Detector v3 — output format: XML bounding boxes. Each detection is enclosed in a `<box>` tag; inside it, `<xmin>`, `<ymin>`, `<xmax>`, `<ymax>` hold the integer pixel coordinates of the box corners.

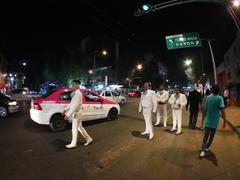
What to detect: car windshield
<box><xmin>112</xmin><ymin>92</ymin><xmax>119</xmax><ymax>96</ymax></box>
<box><xmin>41</xmin><ymin>90</ymin><xmax>57</xmax><ymax>98</ymax></box>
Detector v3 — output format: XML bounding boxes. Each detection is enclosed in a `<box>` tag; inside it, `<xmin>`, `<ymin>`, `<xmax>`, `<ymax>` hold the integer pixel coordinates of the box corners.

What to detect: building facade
<box><xmin>217</xmin><ymin>31</ymin><xmax>240</xmax><ymax>104</ymax></box>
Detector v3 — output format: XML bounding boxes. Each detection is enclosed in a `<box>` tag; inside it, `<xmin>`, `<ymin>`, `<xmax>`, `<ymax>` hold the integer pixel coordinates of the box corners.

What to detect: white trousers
<box><xmin>71</xmin><ymin>117</ymin><xmax>92</xmax><ymax>146</ymax></box>
<box><xmin>172</xmin><ymin>109</ymin><xmax>182</xmax><ymax>133</ymax></box>
<box><xmin>156</xmin><ymin>104</ymin><xmax>168</xmax><ymax>126</ymax></box>
<box><xmin>143</xmin><ymin>108</ymin><xmax>154</xmax><ymax>136</ymax></box>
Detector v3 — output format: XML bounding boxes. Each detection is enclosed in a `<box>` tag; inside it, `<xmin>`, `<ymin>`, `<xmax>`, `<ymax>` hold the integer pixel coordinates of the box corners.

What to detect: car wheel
<box><xmin>50</xmin><ymin>114</ymin><xmax>68</xmax><ymax>132</ymax></box>
<box><xmin>0</xmin><ymin>105</ymin><xmax>8</xmax><ymax>118</ymax></box>
<box><xmin>107</xmin><ymin>108</ymin><xmax>118</xmax><ymax>121</ymax></box>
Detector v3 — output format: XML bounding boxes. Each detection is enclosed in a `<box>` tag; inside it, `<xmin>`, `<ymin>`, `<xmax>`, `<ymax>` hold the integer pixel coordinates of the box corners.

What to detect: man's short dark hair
<box><xmin>72</xmin><ymin>80</ymin><xmax>81</xmax><ymax>84</ymax></box>
<box><xmin>211</xmin><ymin>85</ymin><xmax>220</xmax><ymax>95</ymax></box>
<box><xmin>144</xmin><ymin>82</ymin><xmax>151</xmax><ymax>86</ymax></box>
<box><xmin>205</xmin><ymin>89</ymin><xmax>211</xmax><ymax>96</ymax></box>
<box><xmin>175</xmin><ymin>86</ymin><xmax>181</xmax><ymax>90</ymax></box>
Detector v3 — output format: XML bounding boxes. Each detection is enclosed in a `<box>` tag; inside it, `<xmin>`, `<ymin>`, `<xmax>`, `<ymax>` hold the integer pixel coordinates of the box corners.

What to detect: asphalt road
<box><xmin>0</xmin><ymin>99</ymin><xmax>240</xmax><ymax>180</ymax></box>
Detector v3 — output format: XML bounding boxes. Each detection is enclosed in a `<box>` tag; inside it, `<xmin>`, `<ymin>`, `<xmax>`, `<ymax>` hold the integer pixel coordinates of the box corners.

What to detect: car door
<box><xmin>103</xmin><ymin>91</ymin><xmax>115</xmax><ymax>102</ymax></box>
<box><xmin>81</xmin><ymin>91</ymin><xmax>106</xmax><ymax>120</ymax></box>
<box><xmin>111</xmin><ymin>91</ymin><xmax>121</xmax><ymax>103</ymax></box>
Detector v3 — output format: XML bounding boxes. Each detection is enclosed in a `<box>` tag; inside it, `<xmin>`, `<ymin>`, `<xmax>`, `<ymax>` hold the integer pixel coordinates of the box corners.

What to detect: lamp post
<box><xmin>136</xmin><ymin>64</ymin><xmax>143</xmax><ymax>70</ymax></box>
<box><xmin>184</xmin><ymin>59</ymin><xmax>192</xmax><ymax>66</ymax></box>
<box><xmin>93</xmin><ymin>49</ymin><xmax>108</xmax><ymax>82</ymax></box>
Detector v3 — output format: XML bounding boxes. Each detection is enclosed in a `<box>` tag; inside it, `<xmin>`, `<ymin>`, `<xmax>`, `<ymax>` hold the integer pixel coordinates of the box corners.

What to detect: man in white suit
<box><xmin>139</xmin><ymin>82</ymin><xmax>157</xmax><ymax>140</ymax></box>
<box><xmin>168</xmin><ymin>87</ymin><xmax>187</xmax><ymax>135</ymax></box>
<box><xmin>155</xmin><ymin>85</ymin><xmax>169</xmax><ymax>128</ymax></box>
<box><xmin>63</xmin><ymin>80</ymin><xmax>93</xmax><ymax>149</ymax></box>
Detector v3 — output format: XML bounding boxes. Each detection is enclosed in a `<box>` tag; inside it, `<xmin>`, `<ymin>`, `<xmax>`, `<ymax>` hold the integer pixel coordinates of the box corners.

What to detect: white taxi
<box><xmin>30</xmin><ymin>88</ymin><xmax>120</xmax><ymax>132</ymax></box>
<box><xmin>100</xmin><ymin>90</ymin><xmax>126</xmax><ymax>104</ymax></box>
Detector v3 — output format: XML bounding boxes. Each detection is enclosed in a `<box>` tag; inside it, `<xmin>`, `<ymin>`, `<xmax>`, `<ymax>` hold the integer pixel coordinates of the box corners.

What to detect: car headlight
<box><xmin>8</xmin><ymin>101</ymin><xmax>17</xmax><ymax>106</ymax></box>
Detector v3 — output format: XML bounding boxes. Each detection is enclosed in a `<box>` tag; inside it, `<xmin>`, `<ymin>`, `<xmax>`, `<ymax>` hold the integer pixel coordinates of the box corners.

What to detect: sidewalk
<box><xmin>225</xmin><ymin>105</ymin><xmax>240</xmax><ymax>137</ymax></box>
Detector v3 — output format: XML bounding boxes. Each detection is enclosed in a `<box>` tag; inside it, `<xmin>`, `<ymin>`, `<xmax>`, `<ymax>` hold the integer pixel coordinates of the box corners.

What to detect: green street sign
<box><xmin>165</xmin><ymin>32</ymin><xmax>202</xmax><ymax>50</ymax></box>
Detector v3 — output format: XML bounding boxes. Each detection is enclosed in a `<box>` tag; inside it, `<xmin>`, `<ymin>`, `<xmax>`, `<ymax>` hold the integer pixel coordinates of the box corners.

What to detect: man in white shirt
<box><xmin>155</xmin><ymin>85</ymin><xmax>169</xmax><ymax>128</ymax></box>
<box><xmin>168</xmin><ymin>86</ymin><xmax>187</xmax><ymax>135</ymax></box>
<box><xmin>139</xmin><ymin>82</ymin><xmax>157</xmax><ymax>140</ymax></box>
<box><xmin>63</xmin><ymin>80</ymin><xmax>93</xmax><ymax>149</ymax></box>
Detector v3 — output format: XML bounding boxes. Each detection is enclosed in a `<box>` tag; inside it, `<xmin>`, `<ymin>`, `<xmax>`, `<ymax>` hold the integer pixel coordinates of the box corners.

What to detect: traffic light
<box><xmin>134</xmin><ymin>3</ymin><xmax>152</xmax><ymax>17</ymax></box>
<box><xmin>141</xmin><ymin>4</ymin><xmax>152</xmax><ymax>13</ymax></box>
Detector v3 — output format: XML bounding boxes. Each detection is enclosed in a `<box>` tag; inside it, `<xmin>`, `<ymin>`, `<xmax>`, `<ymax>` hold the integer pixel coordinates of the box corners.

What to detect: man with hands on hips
<box><xmin>168</xmin><ymin>86</ymin><xmax>187</xmax><ymax>135</ymax></box>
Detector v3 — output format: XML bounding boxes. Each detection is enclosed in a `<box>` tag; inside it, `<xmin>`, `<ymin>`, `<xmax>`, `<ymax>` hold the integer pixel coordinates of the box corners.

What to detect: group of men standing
<box><xmin>138</xmin><ymin>82</ymin><xmax>226</xmax><ymax>158</ymax></box>
<box><xmin>139</xmin><ymin>82</ymin><xmax>188</xmax><ymax>139</ymax></box>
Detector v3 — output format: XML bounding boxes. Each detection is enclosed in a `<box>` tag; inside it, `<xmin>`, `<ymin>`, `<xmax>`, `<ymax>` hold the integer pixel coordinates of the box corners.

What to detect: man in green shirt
<box><xmin>199</xmin><ymin>85</ymin><xmax>226</xmax><ymax>158</ymax></box>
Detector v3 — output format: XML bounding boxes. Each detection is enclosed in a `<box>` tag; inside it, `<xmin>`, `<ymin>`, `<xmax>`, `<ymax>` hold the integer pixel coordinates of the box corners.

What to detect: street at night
<box><xmin>1</xmin><ymin>0</ymin><xmax>240</xmax><ymax>179</ymax></box>
<box><xmin>0</xmin><ymin>98</ymin><xmax>240</xmax><ymax>180</ymax></box>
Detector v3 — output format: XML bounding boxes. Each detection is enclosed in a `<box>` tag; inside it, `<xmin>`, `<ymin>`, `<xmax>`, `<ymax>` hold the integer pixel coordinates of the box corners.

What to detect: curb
<box><xmin>226</xmin><ymin>120</ymin><xmax>240</xmax><ymax>138</ymax></box>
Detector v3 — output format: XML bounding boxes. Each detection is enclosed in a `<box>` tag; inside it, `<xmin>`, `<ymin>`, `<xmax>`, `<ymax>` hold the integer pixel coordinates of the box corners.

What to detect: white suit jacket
<box><xmin>64</xmin><ymin>89</ymin><xmax>83</xmax><ymax>118</ymax></box>
<box><xmin>168</xmin><ymin>93</ymin><xmax>187</xmax><ymax>110</ymax></box>
<box><xmin>156</xmin><ymin>90</ymin><xmax>169</xmax><ymax>104</ymax></box>
<box><xmin>139</xmin><ymin>89</ymin><xmax>157</xmax><ymax>113</ymax></box>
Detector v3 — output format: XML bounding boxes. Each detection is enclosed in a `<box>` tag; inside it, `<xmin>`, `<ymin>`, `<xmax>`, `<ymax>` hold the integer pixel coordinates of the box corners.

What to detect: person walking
<box><xmin>200</xmin><ymin>89</ymin><xmax>211</xmax><ymax>129</ymax></box>
<box><xmin>168</xmin><ymin>86</ymin><xmax>187</xmax><ymax>135</ymax></box>
<box><xmin>199</xmin><ymin>85</ymin><xmax>226</xmax><ymax>158</ymax></box>
<box><xmin>154</xmin><ymin>85</ymin><xmax>169</xmax><ymax>128</ymax></box>
<box><xmin>63</xmin><ymin>80</ymin><xmax>93</xmax><ymax>149</ymax></box>
<box><xmin>139</xmin><ymin>82</ymin><xmax>157</xmax><ymax>140</ymax></box>
<box><xmin>186</xmin><ymin>86</ymin><xmax>202</xmax><ymax>129</ymax></box>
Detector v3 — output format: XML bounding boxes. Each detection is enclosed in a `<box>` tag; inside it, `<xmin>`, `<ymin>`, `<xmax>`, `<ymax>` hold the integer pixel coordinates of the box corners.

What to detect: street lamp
<box><xmin>233</xmin><ymin>0</ymin><xmax>240</xmax><ymax>7</ymax></box>
<box><xmin>136</xmin><ymin>64</ymin><xmax>143</xmax><ymax>70</ymax></box>
<box><xmin>88</xmin><ymin>70</ymin><xmax>93</xmax><ymax>74</ymax></box>
<box><xmin>102</xmin><ymin>50</ymin><xmax>108</xmax><ymax>56</ymax></box>
<box><xmin>185</xmin><ymin>59</ymin><xmax>192</xmax><ymax>66</ymax></box>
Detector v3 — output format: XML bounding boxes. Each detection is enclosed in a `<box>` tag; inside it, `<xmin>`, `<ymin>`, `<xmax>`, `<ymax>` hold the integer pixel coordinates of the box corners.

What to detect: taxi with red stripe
<box><xmin>30</xmin><ymin>88</ymin><xmax>120</xmax><ymax>132</ymax></box>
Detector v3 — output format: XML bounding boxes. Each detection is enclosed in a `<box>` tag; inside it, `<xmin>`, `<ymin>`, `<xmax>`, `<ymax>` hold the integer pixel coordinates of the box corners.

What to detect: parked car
<box><xmin>30</xmin><ymin>88</ymin><xmax>120</xmax><ymax>132</ymax></box>
<box><xmin>100</xmin><ymin>90</ymin><xmax>126</xmax><ymax>104</ymax></box>
<box><xmin>0</xmin><ymin>93</ymin><xmax>19</xmax><ymax>118</ymax></box>
<box><xmin>128</xmin><ymin>90</ymin><xmax>141</xmax><ymax>97</ymax></box>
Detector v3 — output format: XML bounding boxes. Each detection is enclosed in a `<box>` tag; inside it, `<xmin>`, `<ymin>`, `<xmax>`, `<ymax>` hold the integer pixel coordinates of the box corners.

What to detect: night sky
<box><xmin>0</xmin><ymin>0</ymin><xmax>238</xmax><ymax>85</ymax></box>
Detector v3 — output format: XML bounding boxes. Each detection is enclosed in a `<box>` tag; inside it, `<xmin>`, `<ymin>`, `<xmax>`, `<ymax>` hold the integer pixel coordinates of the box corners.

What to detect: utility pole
<box><xmin>201</xmin><ymin>39</ymin><xmax>217</xmax><ymax>84</ymax></box>
<box><xmin>207</xmin><ymin>39</ymin><xmax>217</xmax><ymax>84</ymax></box>
<box><xmin>115</xmin><ymin>41</ymin><xmax>119</xmax><ymax>84</ymax></box>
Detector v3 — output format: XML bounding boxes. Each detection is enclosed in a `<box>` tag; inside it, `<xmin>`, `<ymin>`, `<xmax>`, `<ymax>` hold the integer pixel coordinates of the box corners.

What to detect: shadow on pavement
<box><xmin>51</xmin><ymin>139</ymin><xmax>69</xmax><ymax>152</ymax></box>
<box><xmin>120</xmin><ymin>115</ymin><xmax>143</xmax><ymax>122</ymax></box>
<box><xmin>131</xmin><ymin>131</ymin><xmax>148</xmax><ymax>139</ymax></box>
<box><xmin>51</xmin><ymin>139</ymin><xmax>86</xmax><ymax>152</ymax></box>
<box><xmin>83</xmin><ymin>118</ymin><xmax>109</xmax><ymax>127</ymax></box>
<box><xmin>203</xmin><ymin>150</ymin><xmax>218</xmax><ymax>166</ymax></box>
<box><xmin>24</xmin><ymin>118</ymin><xmax>53</xmax><ymax>133</ymax></box>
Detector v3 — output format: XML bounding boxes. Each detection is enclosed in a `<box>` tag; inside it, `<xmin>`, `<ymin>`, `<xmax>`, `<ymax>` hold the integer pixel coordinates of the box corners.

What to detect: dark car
<box><xmin>128</xmin><ymin>90</ymin><xmax>141</xmax><ymax>97</ymax></box>
<box><xmin>0</xmin><ymin>93</ymin><xmax>19</xmax><ymax>118</ymax></box>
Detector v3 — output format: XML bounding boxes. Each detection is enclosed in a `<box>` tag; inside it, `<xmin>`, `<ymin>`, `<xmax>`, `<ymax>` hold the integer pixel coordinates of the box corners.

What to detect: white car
<box><xmin>100</xmin><ymin>91</ymin><xmax>126</xmax><ymax>104</ymax></box>
<box><xmin>30</xmin><ymin>88</ymin><xmax>120</xmax><ymax>132</ymax></box>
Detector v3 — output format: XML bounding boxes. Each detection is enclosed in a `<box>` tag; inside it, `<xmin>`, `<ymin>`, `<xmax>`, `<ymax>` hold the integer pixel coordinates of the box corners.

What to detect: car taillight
<box><xmin>33</xmin><ymin>103</ymin><xmax>42</xmax><ymax>110</ymax></box>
